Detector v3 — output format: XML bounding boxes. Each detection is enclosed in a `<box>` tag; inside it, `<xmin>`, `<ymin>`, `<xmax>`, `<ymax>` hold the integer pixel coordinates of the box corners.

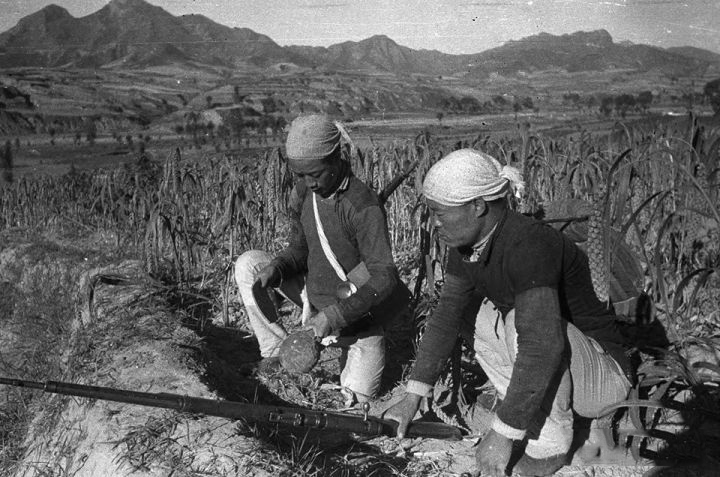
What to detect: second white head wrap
<box><xmin>423</xmin><ymin>149</ymin><xmax>525</xmax><ymax>206</ymax></box>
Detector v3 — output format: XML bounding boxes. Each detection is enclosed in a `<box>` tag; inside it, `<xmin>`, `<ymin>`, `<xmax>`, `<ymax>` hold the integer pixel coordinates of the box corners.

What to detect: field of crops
<box><xmin>1</xmin><ymin>112</ymin><xmax>719</xmax><ymax>474</ymax></box>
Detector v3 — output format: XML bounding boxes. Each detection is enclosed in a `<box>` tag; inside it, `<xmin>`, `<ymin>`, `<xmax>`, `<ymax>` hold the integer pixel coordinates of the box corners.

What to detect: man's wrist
<box><xmin>491</xmin><ymin>416</ymin><xmax>526</xmax><ymax>441</ymax></box>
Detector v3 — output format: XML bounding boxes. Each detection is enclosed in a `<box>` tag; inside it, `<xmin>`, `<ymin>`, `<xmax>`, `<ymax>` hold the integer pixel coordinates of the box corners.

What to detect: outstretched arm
<box><xmin>385</xmin><ymin>250</ymin><xmax>476</xmax><ymax>434</ymax></box>
<box><xmin>477</xmin><ymin>286</ymin><xmax>565</xmax><ymax>474</ymax></box>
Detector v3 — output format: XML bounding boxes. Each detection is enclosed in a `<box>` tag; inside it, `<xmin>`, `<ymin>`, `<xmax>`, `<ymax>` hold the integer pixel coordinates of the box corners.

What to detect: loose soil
<box><xmin>3</xmin><ymin>232</ymin><xmax>715</xmax><ymax>476</ymax></box>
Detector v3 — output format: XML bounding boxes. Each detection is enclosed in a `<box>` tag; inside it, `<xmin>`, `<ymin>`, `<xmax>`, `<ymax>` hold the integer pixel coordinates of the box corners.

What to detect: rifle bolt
<box><xmin>362</xmin><ymin>402</ymin><xmax>370</xmax><ymax>421</ymax></box>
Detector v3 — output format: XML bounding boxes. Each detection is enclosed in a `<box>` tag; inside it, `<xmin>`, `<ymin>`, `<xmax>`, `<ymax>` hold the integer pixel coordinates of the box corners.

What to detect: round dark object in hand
<box><xmin>279</xmin><ymin>330</ymin><xmax>321</xmax><ymax>373</ymax></box>
<box><xmin>335</xmin><ymin>281</ymin><xmax>358</xmax><ymax>299</ymax></box>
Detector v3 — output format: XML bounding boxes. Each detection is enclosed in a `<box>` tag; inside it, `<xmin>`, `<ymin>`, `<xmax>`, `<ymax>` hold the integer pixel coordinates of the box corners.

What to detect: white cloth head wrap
<box><xmin>285</xmin><ymin>114</ymin><xmax>341</xmax><ymax>161</ymax></box>
<box><xmin>422</xmin><ymin>149</ymin><xmax>525</xmax><ymax>206</ymax></box>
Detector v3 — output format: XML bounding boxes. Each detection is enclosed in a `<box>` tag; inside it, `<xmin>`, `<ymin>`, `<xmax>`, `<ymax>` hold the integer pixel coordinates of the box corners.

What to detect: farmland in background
<box><xmin>1</xmin><ymin>61</ymin><xmax>717</xmax><ymax>179</ymax></box>
<box><xmin>1</xmin><ymin>74</ymin><xmax>719</xmax><ymax>473</ymax></box>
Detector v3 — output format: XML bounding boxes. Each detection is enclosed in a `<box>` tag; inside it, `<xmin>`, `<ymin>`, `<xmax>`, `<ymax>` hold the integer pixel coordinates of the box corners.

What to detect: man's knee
<box><xmin>234</xmin><ymin>250</ymin><xmax>270</xmax><ymax>286</ymax></box>
<box><xmin>341</xmin><ymin>334</ymin><xmax>385</xmax><ymax>398</ymax></box>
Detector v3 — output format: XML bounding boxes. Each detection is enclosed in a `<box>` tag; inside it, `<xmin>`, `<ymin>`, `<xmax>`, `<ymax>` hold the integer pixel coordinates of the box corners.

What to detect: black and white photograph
<box><xmin>1</xmin><ymin>1</ymin><xmax>719</xmax><ymax>475</ymax></box>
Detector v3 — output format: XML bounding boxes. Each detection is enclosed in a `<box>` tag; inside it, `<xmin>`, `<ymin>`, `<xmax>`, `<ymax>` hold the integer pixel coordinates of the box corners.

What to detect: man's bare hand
<box><xmin>254</xmin><ymin>264</ymin><xmax>281</xmax><ymax>289</ymax></box>
<box><xmin>304</xmin><ymin>310</ymin><xmax>332</xmax><ymax>338</ymax></box>
<box><xmin>381</xmin><ymin>393</ymin><xmax>423</xmax><ymax>439</ymax></box>
<box><xmin>475</xmin><ymin>429</ymin><xmax>512</xmax><ymax>476</ymax></box>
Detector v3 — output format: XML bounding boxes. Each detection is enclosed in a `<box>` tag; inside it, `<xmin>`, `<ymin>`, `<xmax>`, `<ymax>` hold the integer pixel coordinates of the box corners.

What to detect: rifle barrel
<box><xmin>0</xmin><ymin>378</ymin><xmax>44</xmax><ymax>390</ymax></box>
<box><xmin>0</xmin><ymin>377</ymin><xmax>461</xmax><ymax>440</ymax></box>
<box><xmin>0</xmin><ymin>377</ymin><xmax>385</xmax><ymax>433</ymax></box>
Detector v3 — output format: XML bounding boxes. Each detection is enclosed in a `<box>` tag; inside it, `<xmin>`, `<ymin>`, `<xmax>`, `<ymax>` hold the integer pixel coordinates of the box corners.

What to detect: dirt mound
<box><xmin>0</xmin><ymin>237</ymin><xmax>290</xmax><ymax>476</ymax></box>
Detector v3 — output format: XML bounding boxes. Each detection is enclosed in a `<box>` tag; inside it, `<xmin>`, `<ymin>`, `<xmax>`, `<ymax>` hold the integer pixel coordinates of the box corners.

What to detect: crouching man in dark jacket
<box><xmin>384</xmin><ymin>149</ymin><xmax>633</xmax><ymax>476</ymax></box>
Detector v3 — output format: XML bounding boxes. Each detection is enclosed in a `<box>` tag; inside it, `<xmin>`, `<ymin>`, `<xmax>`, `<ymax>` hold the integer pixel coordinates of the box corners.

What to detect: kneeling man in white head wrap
<box><xmin>234</xmin><ymin>114</ymin><xmax>411</xmax><ymax>405</ymax></box>
<box><xmin>384</xmin><ymin>149</ymin><xmax>634</xmax><ymax>476</ymax></box>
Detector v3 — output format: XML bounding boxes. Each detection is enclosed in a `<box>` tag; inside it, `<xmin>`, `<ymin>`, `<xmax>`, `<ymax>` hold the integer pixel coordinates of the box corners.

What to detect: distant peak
<box><xmin>41</xmin><ymin>4</ymin><xmax>70</xmax><ymax>13</ymax></box>
<box><xmin>569</xmin><ymin>29</ymin><xmax>613</xmax><ymax>43</ymax></box>
<box><xmin>514</xmin><ymin>29</ymin><xmax>614</xmax><ymax>47</ymax></box>
<box><xmin>105</xmin><ymin>0</ymin><xmax>156</xmax><ymax>11</ymax></box>
<box><xmin>107</xmin><ymin>0</ymin><xmax>151</xmax><ymax>5</ymax></box>
<box><xmin>363</xmin><ymin>34</ymin><xmax>396</xmax><ymax>44</ymax></box>
<box><xmin>34</xmin><ymin>4</ymin><xmax>72</xmax><ymax>20</ymax></box>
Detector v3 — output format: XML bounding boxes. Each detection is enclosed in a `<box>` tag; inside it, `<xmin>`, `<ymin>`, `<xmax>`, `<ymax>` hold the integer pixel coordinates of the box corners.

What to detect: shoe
<box><xmin>341</xmin><ymin>388</ymin><xmax>356</xmax><ymax>408</ymax></box>
<box><xmin>512</xmin><ymin>452</ymin><xmax>568</xmax><ymax>476</ymax></box>
<box><xmin>337</xmin><ymin>388</ymin><xmax>373</xmax><ymax>410</ymax></box>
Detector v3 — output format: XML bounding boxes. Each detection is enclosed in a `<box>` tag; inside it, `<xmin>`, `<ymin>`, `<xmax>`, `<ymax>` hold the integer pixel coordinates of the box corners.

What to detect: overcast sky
<box><xmin>1</xmin><ymin>0</ymin><xmax>718</xmax><ymax>55</ymax></box>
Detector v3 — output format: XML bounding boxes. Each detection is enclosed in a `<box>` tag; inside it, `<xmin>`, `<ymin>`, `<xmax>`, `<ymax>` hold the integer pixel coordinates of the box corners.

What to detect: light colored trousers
<box><xmin>234</xmin><ymin>250</ymin><xmax>385</xmax><ymax>399</ymax></box>
<box><xmin>474</xmin><ymin>300</ymin><xmax>631</xmax><ymax>459</ymax></box>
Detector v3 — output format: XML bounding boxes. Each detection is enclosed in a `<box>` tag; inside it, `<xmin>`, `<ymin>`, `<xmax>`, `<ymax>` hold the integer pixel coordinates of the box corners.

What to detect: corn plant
<box><xmin>2</xmin><ymin>115</ymin><xmax>719</xmax><ymax>465</ymax></box>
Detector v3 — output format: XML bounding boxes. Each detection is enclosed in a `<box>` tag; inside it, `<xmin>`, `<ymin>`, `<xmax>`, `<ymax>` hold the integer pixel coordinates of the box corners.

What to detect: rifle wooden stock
<box><xmin>0</xmin><ymin>377</ymin><xmax>462</xmax><ymax>441</ymax></box>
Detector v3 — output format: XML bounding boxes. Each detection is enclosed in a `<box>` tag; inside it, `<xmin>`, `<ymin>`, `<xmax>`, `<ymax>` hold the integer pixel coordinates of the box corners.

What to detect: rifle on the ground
<box><xmin>0</xmin><ymin>377</ymin><xmax>462</xmax><ymax>441</ymax></box>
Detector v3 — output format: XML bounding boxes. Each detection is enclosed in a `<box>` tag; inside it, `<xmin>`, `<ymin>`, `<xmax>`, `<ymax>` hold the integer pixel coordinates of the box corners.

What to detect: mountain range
<box><xmin>1</xmin><ymin>0</ymin><xmax>719</xmax><ymax>78</ymax></box>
